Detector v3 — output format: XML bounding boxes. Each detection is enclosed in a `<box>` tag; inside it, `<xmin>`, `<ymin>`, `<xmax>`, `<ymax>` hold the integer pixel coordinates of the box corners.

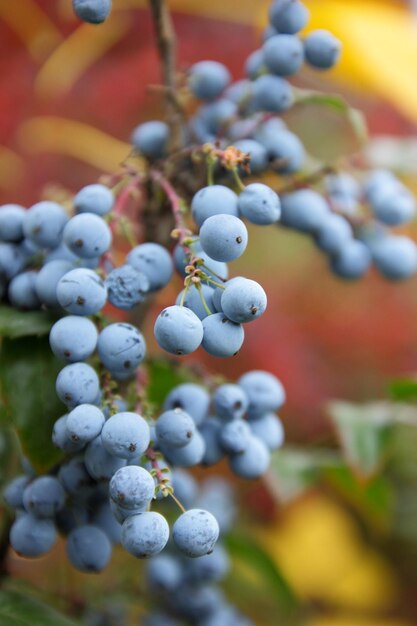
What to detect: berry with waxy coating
<box><xmin>229</xmin><ymin>435</ymin><xmax>271</xmax><ymax>479</ymax></box>
<box><xmin>173</xmin><ymin>509</ymin><xmax>219</xmax><ymax>557</ymax></box>
<box><xmin>156</xmin><ymin>409</ymin><xmax>196</xmax><ymax>449</ymax></box>
<box><xmin>127</xmin><ymin>242</ymin><xmax>173</xmax><ymax>291</ymax></box>
<box><xmin>188</xmin><ymin>61</ymin><xmax>231</xmax><ymax>101</ymax></box>
<box><xmin>109</xmin><ymin>465</ymin><xmax>155</xmax><ymax>509</ymax></box>
<box><xmin>238</xmin><ymin>370</ymin><xmax>286</xmax><ymax>417</ymax></box>
<box><xmin>63</xmin><ymin>213</ymin><xmax>112</xmax><ymax>259</ymax></box>
<box><xmin>84</xmin><ymin>436</ymin><xmax>127</xmax><ymax>481</ymax></box>
<box><xmin>23</xmin><ymin>201</ymin><xmax>68</xmax><ymax>248</ymax></box>
<box><xmin>304</xmin><ymin>29</ymin><xmax>341</xmax><ymax>70</ymax></box>
<box><xmin>202</xmin><ymin>313</ymin><xmax>244</xmax><ymax>358</ymax></box>
<box><xmin>72</xmin><ymin>0</ymin><xmax>112</xmax><ymax>23</ymax></box>
<box><xmin>238</xmin><ymin>183</ymin><xmax>281</xmax><ymax>225</ymax></box>
<box><xmin>101</xmin><ymin>412</ymin><xmax>150</xmax><ymax>460</ymax></box>
<box><xmin>105</xmin><ymin>264</ymin><xmax>149</xmax><ymax>309</ymax></box>
<box><xmin>56</xmin><ymin>362</ymin><xmax>100</xmax><ymax>408</ymax></box>
<box><xmin>49</xmin><ymin>316</ymin><xmax>98</xmax><ymax>362</ymax></box>
<box><xmin>191</xmin><ymin>185</ymin><xmax>239</xmax><ymax>227</ymax></box>
<box><xmin>221</xmin><ymin>277</ymin><xmax>267</xmax><ymax>324</ymax></box>
<box><xmin>200</xmin><ymin>214</ymin><xmax>248</xmax><ymax>262</ymax></box>
<box><xmin>74</xmin><ymin>183</ymin><xmax>114</xmax><ymax>215</ymax></box>
<box><xmin>10</xmin><ymin>513</ymin><xmax>56</xmax><ymax>557</ymax></box>
<box><xmin>154</xmin><ymin>305</ymin><xmax>204</xmax><ymax>356</ymax></box>
<box><xmin>22</xmin><ymin>476</ymin><xmax>65</xmax><ymax>518</ymax></box>
<box><xmin>97</xmin><ymin>323</ymin><xmax>146</xmax><ymax>377</ymax></box>
<box><xmin>66</xmin><ymin>404</ymin><xmax>105</xmax><ymax>444</ymax></box>
<box><xmin>66</xmin><ymin>525</ymin><xmax>112</xmax><ymax>572</ymax></box>
<box><xmin>0</xmin><ymin>204</ymin><xmax>25</xmax><ymax>242</ymax></box>
<box><xmin>163</xmin><ymin>383</ymin><xmax>210</xmax><ymax>426</ymax></box>
<box><xmin>35</xmin><ymin>260</ymin><xmax>73</xmax><ymax>308</ymax></box>
<box><xmin>131</xmin><ymin>121</ymin><xmax>169</xmax><ymax>159</ymax></box>
<box><xmin>121</xmin><ymin>512</ymin><xmax>169</xmax><ymax>558</ymax></box>
<box><xmin>213</xmin><ymin>383</ymin><xmax>249</xmax><ymax>420</ymax></box>
<box><xmin>57</xmin><ymin>268</ymin><xmax>107</xmax><ymax>315</ymax></box>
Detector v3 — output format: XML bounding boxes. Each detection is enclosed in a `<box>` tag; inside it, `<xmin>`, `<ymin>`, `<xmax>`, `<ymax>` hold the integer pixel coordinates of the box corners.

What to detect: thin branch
<box><xmin>148</xmin><ymin>0</ymin><xmax>183</xmax><ymax>151</ymax></box>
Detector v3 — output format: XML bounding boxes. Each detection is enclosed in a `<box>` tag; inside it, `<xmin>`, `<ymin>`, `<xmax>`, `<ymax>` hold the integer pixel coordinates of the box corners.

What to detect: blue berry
<box><xmin>127</xmin><ymin>243</ymin><xmax>173</xmax><ymax>291</ymax></box>
<box><xmin>57</xmin><ymin>268</ymin><xmax>107</xmax><ymax>315</ymax></box>
<box><xmin>315</xmin><ymin>214</ymin><xmax>353</xmax><ymax>254</ymax></box>
<box><xmin>105</xmin><ymin>264</ymin><xmax>149</xmax><ymax>309</ymax></box>
<box><xmin>245</xmin><ymin>49</ymin><xmax>266</xmax><ymax>80</ymax></box>
<box><xmin>92</xmin><ymin>502</ymin><xmax>122</xmax><ymax>544</ymax></box>
<box><xmin>269</xmin><ymin>0</ymin><xmax>309</xmax><ymax>34</ymax></box>
<box><xmin>238</xmin><ymin>370</ymin><xmax>286</xmax><ymax>417</ymax></box>
<box><xmin>221</xmin><ymin>277</ymin><xmax>267</xmax><ymax>323</ymax></box>
<box><xmin>238</xmin><ymin>183</ymin><xmax>281</xmax><ymax>225</ymax></box>
<box><xmin>131</xmin><ymin>121</ymin><xmax>169</xmax><ymax>159</ymax></box>
<box><xmin>154</xmin><ymin>305</ymin><xmax>204</xmax><ymax>356</ymax></box>
<box><xmin>109</xmin><ymin>465</ymin><xmax>155</xmax><ymax>509</ymax></box>
<box><xmin>199</xmin><ymin>99</ymin><xmax>237</xmax><ymax>135</ymax></box>
<box><xmin>8</xmin><ymin>271</ymin><xmax>40</xmax><ymax>310</ymax></box>
<box><xmin>249</xmin><ymin>412</ymin><xmax>285</xmax><ymax>450</ymax></box>
<box><xmin>253</xmin><ymin>117</ymin><xmax>287</xmax><ymax>144</ymax></box>
<box><xmin>330</xmin><ymin>240</ymin><xmax>371</xmax><ymax>279</ymax></box>
<box><xmin>0</xmin><ymin>243</ymin><xmax>27</xmax><ymax>280</ymax></box>
<box><xmin>74</xmin><ymin>183</ymin><xmax>114</xmax><ymax>215</ymax></box>
<box><xmin>84</xmin><ymin>435</ymin><xmax>127</xmax><ymax>480</ymax></box>
<box><xmin>52</xmin><ymin>414</ymin><xmax>85</xmax><ymax>453</ymax></box>
<box><xmin>97</xmin><ymin>322</ymin><xmax>146</xmax><ymax>377</ymax></box>
<box><xmin>229</xmin><ymin>435</ymin><xmax>270</xmax><ymax>479</ymax></box>
<box><xmin>251</xmin><ymin>75</ymin><xmax>293</xmax><ymax>112</ymax></box>
<box><xmin>10</xmin><ymin>513</ymin><xmax>56</xmax><ymax>557</ymax></box>
<box><xmin>213</xmin><ymin>384</ymin><xmax>249</xmax><ymax>420</ymax></box>
<box><xmin>281</xmin><ymin>190</ymin><xmax>330</xmax><ymax>232</ymax></box>
<box><xmin>202</xmin><ymin>313</ymin><xmax>244</xmax><ymax>357</ymax></box>
<box><xmin>176</xmin><ymin>284</ymin><xmax>214</xmax><ymax>320</ymax></box>
<box><xmin>56</xmin><ymin>362</ymin><xmax>100</xmax><ymax>408</ymax></box>
<box><xmin>188</xmin><ymin>61</ymin><xmax>231</xmax><ymax>101</ymax></box>
<box><xmin>233</xmin><ymin>140</ymin><xmax>268</xmax><ymax>175</ymax></box>
<box><xmin>372</xmin><ymin>235</ymin><xmax>417</xmax><ymax>280</ymax></box>
<box><xmin>49</xmin><ymin>316</ymin><xmax>98</xmax><ymax>362</ymax></box>
<box><xmin>3</xmin><ymin>476</ymin><xmax>31</xmax><ymax>509</ymax></box>
<box><xmin>304</xmin><ymin>29</ymin><xmax>341</xmax><ymax>70</ymax></box>
<box><xmin>67</xmin><ymin>525</ymin><xmax>112</xmax><ymax>572</ymax></box>
<box><xmin>173</xmin><ymin>509</ymin><xmax>219</xmax><ymax>558</ymax></box>
<box><xmin>171</xmin><ymin>469</ymin><xmax>198</xmax><ymax>507</ymax></box>
<box><xmin>370</xmin><ymin>185</ymin><xmax>416</xmax><ymax>226</ymax></box>
<box><xmin>195</xmin><ymin>479</ymin><xmax>235</xmax><ymax>534</ymax></box>
<box><xmin>58</xmin><ymin>457</ymin><xmax>95</xmax><ymax>496</ymax></box>
<box><xmin>22</xmin><ymin>476</ymin><xmax>65</xmax><ymax>518</ymax></box>
<box><xmin>63</xmin><ymin>213</ymin><xmax>112</xmax><ymax>259</ymax></box>
<box><xmin>187</xmin><ymin>544</ymin><xmax>230</xmax><ymax>582</ymax></box>
<box><xmin>162</xmin><ymin>430</ymin><xmax>205</xmax><ymax>468</ymax></box>
<box><xmin>35</xmin><ymin>260</ymin><xmax>73</xmax><ymax>308</ymax></box>
<box><xmin>121</xmin><ymin>512</ymin><xmax>169</xmax><ymax>558</ymax></box>
<box><xmin>72</xmin><ymin>0</ymin><xmax>112</xmax><ymax>23</ymax></box>
<box><xmin>220</xmin><ymin>419</ymin><xmax>252</xmax><ymax>454</ymax></box>
<box><xmin>263</xmin><ymin>34</ymin><xmax>304</xmax><ymax>76</ymax></box>
<box><xmin>23</xmin><ymin>201</ymin><xmax>68</xmax><ymax>248</ymax></box>
<box><xmin>0</xmin><ymin>204</ymin><xmax>25</xmax><ymax>242</ymax></box>
<box><xmin>101</xmin><ymin>412</ymin><xmax>150</xmax><ymax>459</ymax></box>
<box><xmin>163</xmin><ymin>383</ymin><xmax>210</xmax><ymax>426</ymax></box>
<box><xmin>364</xmin><ymin>170</ymin><xmax>397</xmax><ymax>202</ymax></box>
<box><xmin>66</xmin><ymin>404</ymin><xmax>105</xmax><ymax>444</ymax></box>
<box><xmin>200</xmin><ymin>214</ymin><xmax>248</xmax><ymax>262</ymax></box>
<box><xmin>261</xmin><ymin>128</ymin><xmax>305</xmax><ymax>174</ymax></box>
<box><xmin>192</xmin><ymin>185</ymin><xmax>239</xmax><ymax>227</ymax></box>
<box><xmin>156</xmin><ymin>409</ymin><xmax>196</xmax><ymax>449</ymax></box>
<box><xmin>200</xmin><ymin>418</ymin><xmax>225</xmax><ymax>466</ymax></box>
<box><xmin>146</xmin><ymin>554</ymin><xmax>183</xmax><ymax>591</ymax></box>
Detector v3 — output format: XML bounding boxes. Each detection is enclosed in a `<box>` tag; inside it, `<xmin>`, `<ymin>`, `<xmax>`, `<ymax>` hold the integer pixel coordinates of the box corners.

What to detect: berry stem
<box><xmin>196</xmin><ymin>284</ymin><xmax>213</xmax><ymax>315</ymax></box>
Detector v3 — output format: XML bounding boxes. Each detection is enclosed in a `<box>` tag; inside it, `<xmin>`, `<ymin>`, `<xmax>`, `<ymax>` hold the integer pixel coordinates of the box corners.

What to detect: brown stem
<box><xmin>148</xmin><ymin>0</ymin><xmax>183</xmax><ymax>152</ymax></box>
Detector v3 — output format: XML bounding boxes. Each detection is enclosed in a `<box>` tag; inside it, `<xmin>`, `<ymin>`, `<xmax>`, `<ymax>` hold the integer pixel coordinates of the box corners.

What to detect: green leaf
<box><xmin>389</xmin><ymin>377</ymin><xmax>417</xmax><ymax>401</ymax></box>
<box><xmin>0</xmin><ymin>337</ymin><xmax>64</xmax><ymax>472</ymax></box>
<box><xmin>328</xmin><ymin>401</ymin><xmax>398</xmax><ymax>478</ymax></box>
<box><xmin>286</xmin><ymin>89</ymin><xmax>368</xmax><ymax>161</ymax></box>
<box><xmin>0</xmin><ymin>588</ymin><xmax>79</xmax><ymax>626</ymax></box>
<box><xmin>0</xmin><ymin>305</ymin><xmax>58</xmax><ymax>339</ymax></box>
<box><xmin>225</xmin><ymin>532</ymin><xmax>298</xmax><ymax>612</ymax></box>
<box><xmin>267</xmin><ymin>447</ymin><xmax>342</xmax><ymax>503</ymax></box>
<box><xmin>146</xmin><ymin>358</ymin><xmax>197</xmax><ymax>409</ymax></box>
<box><xmin>323</xmin><ymin>463</ymin><xmax>393</xmax><ymax>530</ymax></box>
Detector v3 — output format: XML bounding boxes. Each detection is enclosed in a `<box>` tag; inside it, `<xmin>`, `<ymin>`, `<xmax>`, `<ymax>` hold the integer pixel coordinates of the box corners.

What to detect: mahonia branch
<box><xmin>148</xmin><ymin>0</ymin><xmax>183</xmax><ymax>152</ymax></box>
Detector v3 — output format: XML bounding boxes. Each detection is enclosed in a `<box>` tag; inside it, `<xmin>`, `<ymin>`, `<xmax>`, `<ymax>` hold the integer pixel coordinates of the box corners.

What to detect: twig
<box><xmin>150</xmin><ymin>169</ymin><xmax>190</xmax><ymax>242</ymax></box>
<box><xmin>148</xmin><ymin>0</ymin><xmax>183</xmax><ymax>152</ymax></box>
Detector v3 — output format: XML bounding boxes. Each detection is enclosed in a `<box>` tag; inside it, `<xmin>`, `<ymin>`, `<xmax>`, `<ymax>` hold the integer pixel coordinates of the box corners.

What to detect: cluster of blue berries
<box><xmin>142</xmin><ymin>478</ymin><xmax>252</xmax><ymax>626</ymax></box>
